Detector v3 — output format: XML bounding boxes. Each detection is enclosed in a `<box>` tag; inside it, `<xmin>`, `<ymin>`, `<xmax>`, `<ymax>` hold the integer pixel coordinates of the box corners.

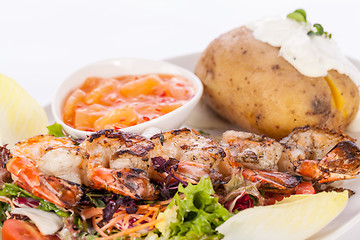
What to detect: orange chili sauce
<box><xmin>62</xmin><ymin>73</ymin><xmax>195</xmax><ymax>132</ymax></box>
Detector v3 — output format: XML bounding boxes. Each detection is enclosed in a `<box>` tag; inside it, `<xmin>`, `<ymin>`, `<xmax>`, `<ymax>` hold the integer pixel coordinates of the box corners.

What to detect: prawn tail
<box><xmin>320</xmin><ymin>141</ymin><xmax>360</xmax><ymax>174</ymax></box>
<box><xmin>38</xmin><ymin>175</ymin><xmax>84</xmax><ymax>208</ymax></box>
<box><xmin>89</xmin><ymin>167</ymin><xmax>158</xmax><ymax>200</ymax></box>
<box><xmin>241</xmin><ymin>168</ymin><xmax>302</xmax><ymax>194</ymax></box>
<box><xmin>296</xmin><ymin>141</ymin><xmax>360</xmax><ymax>183</ymax></box>
<box><xmin>7</xmin><ymin>156</ymin><xmax>84</xmax><ymax>208</ymax></box>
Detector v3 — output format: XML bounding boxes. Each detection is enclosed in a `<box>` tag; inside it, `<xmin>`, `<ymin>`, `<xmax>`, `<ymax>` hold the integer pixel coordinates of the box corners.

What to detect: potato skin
<box><xmin>194</xmin><ymin>26</ymin><xmax>359</xmax><ymax>140</ymax></box>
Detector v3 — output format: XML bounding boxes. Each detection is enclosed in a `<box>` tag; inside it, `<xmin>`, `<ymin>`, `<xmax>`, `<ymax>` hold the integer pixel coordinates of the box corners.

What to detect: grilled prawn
<box><xmin>279</xmin><ymin>126</ymin><xmax>360</xmax><ymax>183</ymax></box>
<box><xmin>221</xmin><ymin>130</ymin><xmax>283</xmax><ymax>171</ymax></box>
<box><xmin>220</xmin><ymin>131</ymin><xmax>302</xmax><ymax>193</ymax></box>
<box><xmin>148</xmin><ymin>128</ymin><xmax>232</xmax><ymax>184</ymax></box>
<box><xmin>80</xmin><ymin>129</ymin><xmax>157</xmax><ymax>200</ymax></box>
<box><xmin>221</xmin><ymin>126</ymin><xmax>360</xmax><ymax>184</ymax></box>
<box><xmin>6</xmin><ymin>135</ymin><xmax>86</xmax><ymax>208</ymax></box>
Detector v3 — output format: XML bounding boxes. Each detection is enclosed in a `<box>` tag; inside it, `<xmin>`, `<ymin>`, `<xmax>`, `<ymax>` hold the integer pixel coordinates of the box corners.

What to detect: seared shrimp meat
<box><xmin>80</xmin><ymin>129</ymin><xmax>157</xmax><ymax>200</ymax></box>
<box><xmin>149</xmin><ymin>128</ymin><xmax>232</xmax><ymax>184</ymax></box>
<box><xmin>7</xmin><ymin>135</ymin><xmax>87</xmax><ymax>208</ymax></box>
<box><xmin>221</xmin><ymin>130</ymin><xmax>283</xmax><ymax>171</ymax></box>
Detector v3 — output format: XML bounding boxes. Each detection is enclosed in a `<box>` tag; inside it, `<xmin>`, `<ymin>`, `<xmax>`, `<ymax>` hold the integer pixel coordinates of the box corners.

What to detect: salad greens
<box><xmin>0</xmin><ymin>178</ymin><xmax>235</xmax><ymax>239</ymax></box>
<box><xmin>47</xmin><ymin>123</ymin><xmax>66</xmax><ymax>137</ymax></box>
<box><xmin>0</xmin><ymin>202</ymin><xmax>10</xmax><ymax>226</ymax></box>
<box><xmin>155</xmin><ymin>177</ymin><xmax>232</xmax><ymax>240</ymax></box>
<box><xmin>0</xmin><ymin>183</ymin><xmax>69</xmax><ymax>217</ymax></box>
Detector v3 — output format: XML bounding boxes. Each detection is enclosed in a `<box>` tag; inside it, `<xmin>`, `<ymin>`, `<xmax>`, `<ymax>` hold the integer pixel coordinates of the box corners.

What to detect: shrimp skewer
<box><xmin>80</xmin><ymin>129</ymin><xmax>158</xmax><ymax>200</ymax></box>
<box><xmin>7</xmin><ymin>124</ymin><xmax>359</xmax><ymax>209</ymax></box>
<box><xmin>148</xmin><ymin>128</ymin><xmax>301</xmax><ymax>194</ymax></box>
<box><xmin>7</xmin><ymin>135</ymin><xmax>87</xmax><ymax>208</ymax></box>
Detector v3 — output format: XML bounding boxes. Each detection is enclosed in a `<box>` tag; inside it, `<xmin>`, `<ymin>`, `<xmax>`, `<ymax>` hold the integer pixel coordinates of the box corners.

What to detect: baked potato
<box><xmin>194</xmin><ymin>26</ymin><xmax>359</xmax><ymax>140</ymax></box>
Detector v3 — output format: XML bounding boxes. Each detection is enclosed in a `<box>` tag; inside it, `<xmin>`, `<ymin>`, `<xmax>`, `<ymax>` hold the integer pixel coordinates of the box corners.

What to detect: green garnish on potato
<box><xmin>287</xmin><ymin>9</ymin><xmax>331</xmax><ymax>38</ymax></box>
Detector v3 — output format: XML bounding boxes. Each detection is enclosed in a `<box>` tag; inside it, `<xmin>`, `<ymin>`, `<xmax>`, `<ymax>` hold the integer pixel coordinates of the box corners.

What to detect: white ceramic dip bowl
<box><xmin>52</xmin><ymin>58</ymin><xmax>203</xmax><ymax>139</ymax></box>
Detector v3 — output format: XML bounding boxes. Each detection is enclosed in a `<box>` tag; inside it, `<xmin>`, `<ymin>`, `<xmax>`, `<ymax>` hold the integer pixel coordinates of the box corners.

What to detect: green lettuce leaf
<box><xmin>158</xmin><ymin>177</ymin><xmax>232</xmax><ymax>240</ymax></box>
<box><xmin>47</xmin><ymin>123</ymin><xmax>66</xmax><ymax>137</ymax></box>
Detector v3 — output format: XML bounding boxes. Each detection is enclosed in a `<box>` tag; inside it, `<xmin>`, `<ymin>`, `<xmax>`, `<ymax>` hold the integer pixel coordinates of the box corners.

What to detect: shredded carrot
<box><xmin>132</xmin><ymin>209</ymin><xmax>153</xmax><ymax>226</ymax></box>
<box><xmin>122</xmin><ymin>213</ymin><xmax>130</xmax><ymax>230</ymax></box>
<box><xmin>112</xmin><ymin>209</ymin><xmax>125</xmax><ymax>218</ymax></box>
<box><xmin>0</xmin><ymin>196</ymin><xmax>15</xmax><ymax>209</ymax></box>
<box><xmin>151</xmin><ymin>209</ymin><xmax>158</xmax><ymax>222</ymax></box>
<box><xmin>107</xmin><ymin>226</ymin><xmax>113</xmax><ymax>234</ymax></box>
<box><xmin>95</xmin><ymin>216</ymin><xmax>104</xmax><ymax>224</ymax></box>
<box><xmin>138</xmin><ymin>204</ymin><xmax>149</xmax><ymax>209</ymax></box>
<box><xmin>100</xmin><ymin>210</ymin><xmax>126</xmax><ymax>231</ymax></box>
<box><xmin>82</xmin><ymin>207</ymin><xmax>103</xmax><ymax>219</ymax></box>
<box><xmin>97</xmin><ymin>217</ymin><xmax>165</xmax><ymax>240</ymax></box>
<box><xmin>92</xmin><ymin>216</ymin><xmax>108</xmax><ymax>237</ymax></box>
<box><xmin>86</xmin><ymin>203</ymin><xmax>165</xmax><ymax>239</ymax></box>
<box><xmin>139</xmin><ymin>205</ymin><xmax>160</xmax><ymax>212</ymax></box>
<box><xmin>130</xmin><ymin>232</ymin><xmax>141</xmax><ymax>238</ymax></box>
<box><xmin>160</xmin><ymin>205</ymin><xmax>167</xmax><ymax>212</ymax></box>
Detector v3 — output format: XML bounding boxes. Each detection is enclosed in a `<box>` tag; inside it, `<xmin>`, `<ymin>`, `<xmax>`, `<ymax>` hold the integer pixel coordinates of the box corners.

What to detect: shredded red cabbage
<box><xmin>13</xmin><ymin>197</ymin><xmax>40</xmax><ymax>208</ymax></box>
<box><xmin>102</xmin><ymin>195</ymin><xmax>138</xmax><ymax>222</ymax></box>
<box><xmin>0</xmin><ymin>145</ymin><xmax>11</xmax><ymax>188</ymax></box>
<box><xmin>151</xmin><ymin>156</ymin><xmax>188</xmax><ymax>200</ymax></box>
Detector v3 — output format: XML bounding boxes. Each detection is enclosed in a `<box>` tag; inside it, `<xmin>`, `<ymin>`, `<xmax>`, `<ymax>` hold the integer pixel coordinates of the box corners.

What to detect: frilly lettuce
<box><xmin>153</xmin><ymin>177</ymin><xmax>232</xmax><ymax>240</ymax></box>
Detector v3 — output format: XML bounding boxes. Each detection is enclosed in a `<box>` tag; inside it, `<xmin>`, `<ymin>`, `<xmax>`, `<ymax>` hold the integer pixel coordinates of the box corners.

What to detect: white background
<box><xmin>1</xmin><ymin>0</ymin><xmax>360</xmax><ymax>239</ymax></box>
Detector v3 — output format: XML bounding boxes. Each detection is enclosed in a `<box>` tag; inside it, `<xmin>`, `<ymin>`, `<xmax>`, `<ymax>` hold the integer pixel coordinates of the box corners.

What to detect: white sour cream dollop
<box><xmin>246</xmin><ymin>17</ymin><xmax>360</xmax><ymax>132</ymax></box>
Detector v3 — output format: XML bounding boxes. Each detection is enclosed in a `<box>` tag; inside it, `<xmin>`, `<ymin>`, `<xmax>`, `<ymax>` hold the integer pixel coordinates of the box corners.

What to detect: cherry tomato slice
<box><xmin>2</xmin><ymin>219</ymin><xmax>59</xmax><ymax>240</ymax></box>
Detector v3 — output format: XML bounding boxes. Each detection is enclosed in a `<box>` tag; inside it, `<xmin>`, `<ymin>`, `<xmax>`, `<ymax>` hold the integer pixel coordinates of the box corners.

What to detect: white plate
<box><xmin>44</xmin><ymin>53</ymin><xmax>360</xmax><ymax>240</ymax></box>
